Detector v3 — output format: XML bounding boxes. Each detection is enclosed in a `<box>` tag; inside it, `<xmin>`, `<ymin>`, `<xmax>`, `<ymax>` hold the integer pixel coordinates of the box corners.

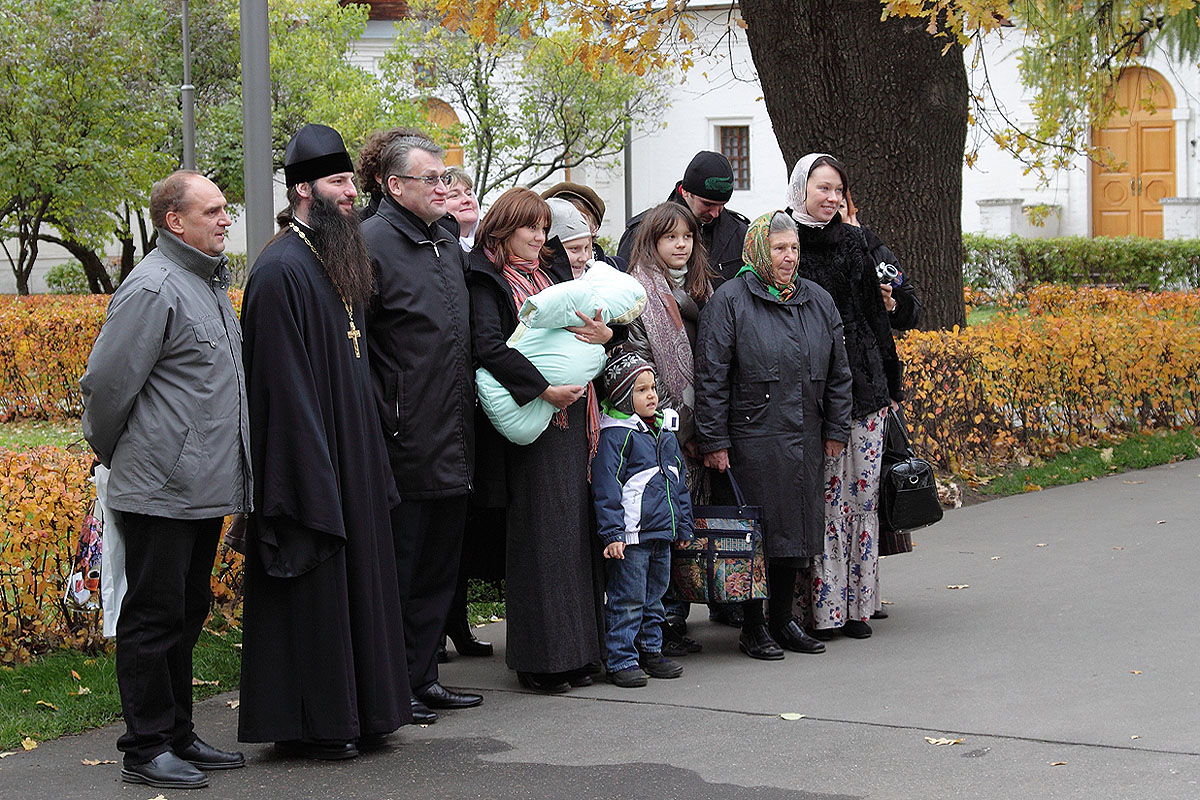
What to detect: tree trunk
<box><xmin>740</xmin><ymin>0</ymin><xmax>968</xmax><ymax>330</ymax></box>
<box><xmin>48</xmin><ymin>236</ymin><xmax>115</xmax><ymax>294</ymax></box>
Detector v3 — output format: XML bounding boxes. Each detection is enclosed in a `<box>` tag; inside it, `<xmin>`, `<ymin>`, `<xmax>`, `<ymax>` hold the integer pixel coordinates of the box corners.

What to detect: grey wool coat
<box><xmin>694</xmin><ymin>272</ymin><xmax>852</xmax><ymax>559</ymax></box>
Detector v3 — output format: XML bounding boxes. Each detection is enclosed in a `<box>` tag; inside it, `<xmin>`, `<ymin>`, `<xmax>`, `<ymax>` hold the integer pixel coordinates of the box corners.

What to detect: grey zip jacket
<box><xmin>81</xmin><ymin>230</ymin><xmax>252</xmax><ymax>519</ymax></box>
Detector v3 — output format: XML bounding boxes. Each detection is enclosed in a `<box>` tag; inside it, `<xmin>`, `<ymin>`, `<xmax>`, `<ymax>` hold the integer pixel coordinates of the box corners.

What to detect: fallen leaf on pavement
<box><xmin>150</xmin><ymin>795</ymin><xmax>169</xmax><ymax>800</ymax></box>
<box><xmin>1122</xmin><ymin>480</ymin><xmax>1143</xmax><ymax>485</ymax></box>
<box><xmin>81</xmin><ymin>759</ymin><xmax>117</xmax><ymax>765</ymax></box>
<box><xmin>21</xmin><ymin>738</ymin><xmax>37</xmax><ymax>751</ymax></box>
<box><xmin>1156</xmin><ymin>520</ymin><xmax>1166</xmax><ymax>525</ymax></box>
<box><xmin>779</xmin><ymin>713</ymin><xmax>805</xmax><ymax>721</ymax></box>
<box><xmin>35</xmin><ymin>700</ymin><xmax>58</xmax><ymax>711</ymax></box>
<box><xmin>1131</xmin><ymin>735</ymin><xmax>1141</xmax><ymax>740</ymax></box>
<box><xmin>990</xmin><ymin>556</ymin><xmax>1001</xmax><ymax>560</ymax></box>
<box><xmin>924</xmin><ymin>737</ymin><xmax>963</xmax><ymax>746</ymax></box>
<box><xmin>226</xmin><ymin>699</ymin><xmax>240</xmax><ymax>709</ymax></box>
<box><xmin>0</xmin><ymin>752</ymin><xmax>16</xmax><ymax>759</ymax></box>
<box><xmin>947</xmin><ymin>585</ymin><xmax>970</xmax><ymax>590</ymax></box>
<box><xmin>1051</xmin><ymin>761</ymin><xmax>1067</xmax><ymax>766</ymax></box>
<box><xmin>191</xmin><ymin>678</ymin><xmax>219</xmax><ymax>686</ymax></box>
<box><xmin>1036</xmin><ymin>543</ymin><xmax>1048</xmax><ymax>547</ymax></box>
<box><xmin>70</xmin><ymin>669</ymin><xmax>81</xmax><ymax>681</ymax></box>
<box><xmin>1113</xmin><ymin>546</ymin><xmax>1124</xmax><ymax>550</ymax></box>
<box><xmin>1131</xmin><ymin>670</ymin><xmax>1142</xmax><ymax>675</ymax></box>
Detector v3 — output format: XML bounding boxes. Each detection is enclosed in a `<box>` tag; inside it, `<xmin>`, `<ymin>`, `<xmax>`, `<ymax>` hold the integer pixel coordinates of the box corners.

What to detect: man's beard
<box><xmin>308</xmin><ymin>189</ymin><xmax>374</xmax><ymax>304</ymax></box>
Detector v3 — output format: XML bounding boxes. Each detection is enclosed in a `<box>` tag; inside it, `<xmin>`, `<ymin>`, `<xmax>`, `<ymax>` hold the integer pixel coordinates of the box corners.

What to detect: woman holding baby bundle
<box><xmin>466</xmin><ymin>187</ymin><xmax>611</xmax><ymax>693</ymax></box>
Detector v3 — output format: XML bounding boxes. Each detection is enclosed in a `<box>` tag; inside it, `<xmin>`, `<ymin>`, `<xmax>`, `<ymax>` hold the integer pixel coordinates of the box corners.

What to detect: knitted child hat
<box><xmin>601</xmin><ymin>352</ymin><xmax>656</xmax><ymax>415</ymax></box>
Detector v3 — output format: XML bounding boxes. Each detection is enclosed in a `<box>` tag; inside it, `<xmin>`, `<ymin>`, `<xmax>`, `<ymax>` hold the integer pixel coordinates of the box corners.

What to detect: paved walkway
<box><xmin>3</xmin><ymin>460</ymin><xmax>1198</xmax><ymax>799</ymax></box>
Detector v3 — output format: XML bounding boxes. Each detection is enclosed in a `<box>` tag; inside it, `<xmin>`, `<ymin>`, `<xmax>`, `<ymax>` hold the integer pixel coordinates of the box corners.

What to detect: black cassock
<box><xmin>237</xmin><ymin>229</ymin><xmax>411</xmax><ymax>743</ymax></box>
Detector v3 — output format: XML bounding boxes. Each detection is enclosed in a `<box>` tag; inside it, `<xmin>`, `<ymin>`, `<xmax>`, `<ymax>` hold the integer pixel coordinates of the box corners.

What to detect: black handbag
<box><xmin>879</xmin><ymin>409</ymin><xmax>943</xmax><ymax>531</ymax></box>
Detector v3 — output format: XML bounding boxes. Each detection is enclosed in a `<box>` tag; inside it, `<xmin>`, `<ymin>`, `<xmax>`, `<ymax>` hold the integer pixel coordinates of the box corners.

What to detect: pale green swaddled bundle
<box><xmin>477</xmin><ymin>261</ymin><xmax>646</xmax><ymax>445</ymax></box>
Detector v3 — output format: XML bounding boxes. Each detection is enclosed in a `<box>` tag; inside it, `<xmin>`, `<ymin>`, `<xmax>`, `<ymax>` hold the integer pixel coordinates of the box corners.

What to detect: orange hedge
<box><xmin>0</xmin><ymin>447</ymin><xmax>243</xmax><ymax>664</ymax></box>
<box><xmin>0</xmin><ymin>292</ymin><xmax>243</xmax><ymax>422</ymax></box>
<box><xmin>901</xmin><ymin>286</ymin><xmax>1200</xmax><ymax>471</ymax></box>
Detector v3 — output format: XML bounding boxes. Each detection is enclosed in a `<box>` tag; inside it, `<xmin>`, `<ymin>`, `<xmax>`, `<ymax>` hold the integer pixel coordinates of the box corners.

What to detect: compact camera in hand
<box><xmin>876</xmin><ymin>261</ymin><xmax>901</xmax><ymax>286</ymax></box>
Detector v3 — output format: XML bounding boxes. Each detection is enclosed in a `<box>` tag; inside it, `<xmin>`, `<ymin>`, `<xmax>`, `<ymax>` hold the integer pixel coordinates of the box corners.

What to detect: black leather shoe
<box><xmin>274</xmin><ymin>739</ymin><xmax>359</xmax><ymax>760</ymax></box>
<box><xmin>176</xmin><ymin>737</ymin><xmax>245</xmax><ymax>770</ymax></box>
<box><xmin>738</xmin><ymin>624</ymin><xmax>785</xmax><ymax>660</ymax></box>
<box><xmin>517</xmin><ymin>672</ymin><xmax>570</xmax><ymax>693</ymax></box>
<box><xmin>414</xmin><ymin>681</ymin><xmax>483</xmax><ymax>709</ymax></box>
<box><xmin>122</xmin><ymin>751</ymin><xmax>209</xmax><ymax>788</ymax></box>
<box><xmin>806</xmin><ymin>625</ymin><xmax>839</xmax><ymax>641</ymax></box>
<box><xmin>709</xmin><ymin>604</ymin><xmax>745</xmax><ymax>628</ymax></box>
<box><xmin>842</xmin><ymin>620</ymin><xmax>873</xmax><ymax>639</ymax></box>
<box><xmin>771</xmin><ymin>619</ymin><xmax>826</xmax><ymax>654</ymax></box>
<box><xmin>447</xmin><ymin>620</ymin><xmax>494</xmax><ymax>657</ymax></box>
<box><xmin>356</xmin><ymin>732</ymin><xmax>391</xmax><ymax>751</ymax></box>
<box><xmin>564</xmin><ymin>668</ymin><xmax>593</xmax><ymax>687</ymax></box>
<box><xmin>410</xmin><ymin>697</ymin><xmax>438</xmax><ymax>725</ymax></box>
<box><xmin>871</xmin><ymin>606</ymin><xmax>889</xmax><ymax>620</ymax></box>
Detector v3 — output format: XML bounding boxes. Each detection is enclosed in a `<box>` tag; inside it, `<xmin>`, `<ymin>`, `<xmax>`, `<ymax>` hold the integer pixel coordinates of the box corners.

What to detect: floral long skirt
<box><xmin>796</xmin><ymin>408</ymin><xmax>887</xmax><ymax>630</ymax></box>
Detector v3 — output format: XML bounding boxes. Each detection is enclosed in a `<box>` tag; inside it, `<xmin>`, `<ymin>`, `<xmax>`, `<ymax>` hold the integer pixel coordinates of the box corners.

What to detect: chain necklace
<box><xmin>289</xmin><ymin>222</ymin><xmax>361</xmax><ymax>358</ymax></box>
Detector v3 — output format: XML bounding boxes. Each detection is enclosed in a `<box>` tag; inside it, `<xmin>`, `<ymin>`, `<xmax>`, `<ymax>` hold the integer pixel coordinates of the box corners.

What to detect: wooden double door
<box><xmin>1091</xmin><ymin>67</ymin><xmax>1176</xmax><ymax>238</ymax></box>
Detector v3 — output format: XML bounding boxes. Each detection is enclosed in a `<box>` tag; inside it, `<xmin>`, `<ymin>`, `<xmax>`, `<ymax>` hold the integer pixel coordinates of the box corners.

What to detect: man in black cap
<box><xmin>361</xmin><ymin>135</ymin><xmax>483</xmax><ymax>723</ymax></box>
<box><xmin>236</xmin><ymin>123</ymin><xmax>411</xmax><ymax>760</ymax></box>
<box><xmin>616</xmin><ymin>151</ymin><xmax>750</xmax><ymax>283</ymax></box>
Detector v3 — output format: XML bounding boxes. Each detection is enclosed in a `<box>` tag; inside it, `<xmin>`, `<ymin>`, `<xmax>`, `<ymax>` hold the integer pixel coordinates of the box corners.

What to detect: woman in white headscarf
<box><xmin>786</xmin><ymin>153</ymin><xmax>904</xmax><ymax>642</ymax></box>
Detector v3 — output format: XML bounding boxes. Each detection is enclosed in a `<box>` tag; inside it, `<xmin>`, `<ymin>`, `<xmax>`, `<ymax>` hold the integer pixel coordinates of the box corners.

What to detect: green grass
<box><xmin>0</xmin><ymin>625</ymin><xmax>242</xmax><ymax>751</ymax></box>
<box><xmin>0</xmin><ymin>420</ymin><xmax>82</xmax><ymax>451</ymax></box>
<box><xmin>977</xmin><ymin>428</ymin><xmax>1200</xmax><ymax>497</ymax></box>
<box><xmin>467</xmin><ymin>579</ymin><xmax>505</xmax><ymax>626</ymax></box>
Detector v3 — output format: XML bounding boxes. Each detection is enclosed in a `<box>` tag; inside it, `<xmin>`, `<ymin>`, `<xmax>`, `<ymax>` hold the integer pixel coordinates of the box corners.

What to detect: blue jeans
<box><xmin>604</xmin><ymin>539</ymin><xmax>670</xmax><ymax>673</ymax></box>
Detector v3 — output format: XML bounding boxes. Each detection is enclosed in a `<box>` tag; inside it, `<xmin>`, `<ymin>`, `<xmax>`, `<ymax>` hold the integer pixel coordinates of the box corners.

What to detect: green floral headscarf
<box><xmin>737</xmin><ymin>211</ymin><xmax>796</xmax><ymax>301</ymax></box>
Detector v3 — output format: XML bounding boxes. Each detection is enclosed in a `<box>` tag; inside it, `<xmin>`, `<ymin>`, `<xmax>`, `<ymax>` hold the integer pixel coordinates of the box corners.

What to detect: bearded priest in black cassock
<box><xmin>237</xmin><ymin>124</ymin><xmax>411</xmax><ymax>760</ymax></box>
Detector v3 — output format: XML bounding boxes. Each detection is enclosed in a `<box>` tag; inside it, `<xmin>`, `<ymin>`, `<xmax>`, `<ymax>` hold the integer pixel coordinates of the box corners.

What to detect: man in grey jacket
<box><xmin>81</xmin><ymin>171</ymin><xmax>252</xmax><ymax>790</ymax></box>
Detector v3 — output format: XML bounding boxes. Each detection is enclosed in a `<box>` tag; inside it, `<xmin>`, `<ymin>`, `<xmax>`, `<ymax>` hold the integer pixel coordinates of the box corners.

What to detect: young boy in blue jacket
<box><xmin>593</xmin><ymin>353</ymin><xmax>693</xmax><ymax>688</ymax></box>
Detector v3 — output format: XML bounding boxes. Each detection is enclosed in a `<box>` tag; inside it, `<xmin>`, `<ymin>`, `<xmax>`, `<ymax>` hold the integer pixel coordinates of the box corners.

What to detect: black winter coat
<box><xmin>617</xmin><ymin>185</ymin><xmax>749</xmax><ymax>283</ymax></box>
<box><xmin>862</xmin><ymin>225</ymin><xmax>921</xmax><ymax>331</ymax></box>
<box><xmin>363</xmin><ymin>197</ymin><xmax>474</xmax><ymax>500</ymax></box>
<box><xmin>795</xmin><ymin>216</ymin><xmax>903</xmax><ymax>420</ymax></box>
<box><xmin>694</xmin><ymin>273</ymin><xmax>853</xmax><ymax>559</ymax></box>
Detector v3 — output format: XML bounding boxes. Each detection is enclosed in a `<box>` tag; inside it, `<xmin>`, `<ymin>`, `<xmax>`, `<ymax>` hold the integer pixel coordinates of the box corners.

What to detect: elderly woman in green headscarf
<box><xmin>694</xmin><ymin>211</ymin><xmax>853</xmax><ymax>661</ymax></box>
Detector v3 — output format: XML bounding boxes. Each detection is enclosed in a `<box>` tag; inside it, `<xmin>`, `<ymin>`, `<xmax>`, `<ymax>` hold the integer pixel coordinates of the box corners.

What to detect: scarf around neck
<box><xmin>787</xmin><ymin>152</ymin><xmax>836</xmax><ymax>229</ymax></box>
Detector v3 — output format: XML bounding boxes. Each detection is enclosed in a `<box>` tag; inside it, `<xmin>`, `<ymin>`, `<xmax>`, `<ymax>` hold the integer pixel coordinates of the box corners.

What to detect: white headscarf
<box><xmin>786</xmin><ymin>152</ymin><xmax>836</xmax><ymax>229</ymax></box>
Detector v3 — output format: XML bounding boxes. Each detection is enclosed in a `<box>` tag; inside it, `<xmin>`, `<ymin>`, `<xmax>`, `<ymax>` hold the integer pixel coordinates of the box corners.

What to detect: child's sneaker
<box><xmin>638</xmin><ymin>652</ymin><xmax>683</xmax><ymax>679</ymax></box>
<box><xmin>606</xmin><ymin>667</ymin><xmax>648</xmax><ymax>688</ymax></box>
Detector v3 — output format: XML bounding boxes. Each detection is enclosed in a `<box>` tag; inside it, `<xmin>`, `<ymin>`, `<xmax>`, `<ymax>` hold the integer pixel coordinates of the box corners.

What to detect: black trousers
<box><xmin>741</xmin><ymin>564</ymin><xmax>802</xmax><ymax>629</ymax></box>
<box><xmin>115</xmin><ymin>513</ymin><xmax>222</xmax><ymax>764</ymax></box>
<box><xmin>391</xmin><ymin>496</ymin><xmax>468</xmax><ymax>692</ymax></box>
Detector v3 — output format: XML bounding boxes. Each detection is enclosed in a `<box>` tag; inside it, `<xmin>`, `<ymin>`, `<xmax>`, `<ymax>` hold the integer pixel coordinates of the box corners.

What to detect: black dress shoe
<box><xmin>770</xmin><ymin>619</ymin><xmax>826</xmax><ymax>654</ymax></box>
<box><xmin>414</xmin><ymin>681</ymin><xmax>483</xmax><ymax>709</ymax></box>
<box><xmin>842</xmin><ymin>620</ymin><xmax>873</xmax><ymax>639</ymax></box>
<box><xmin>274</xmin><ymin>739</ymin><xmax>359</xmax><ymax>760</ymax></box>
<box><xmin>516</xmin><ymin>671</ymin><xmax>570</xmax><ymax>693</ymax></box>
<box><xmin>447</xmin><ymin>620</ymin><xmax>494</xmax><ymax>657</ymax></box>
<box><xmin>806</xmin><ymin>625</ymin><xmax>839</xmax><ymax>641</ymax></box>
<box><xmin>176</xmin><ymin>737</ymin><xmax>245</xmax><ymax>770</ymax></box>
<box><xmin>709</xmin><ymin>604</ymin><xmax>745</xmax><ymax>628</ymax></box>
<box><xmin>738</xmin><ymin>624</ymin><xmax>785</xmax><ymax>660</ymax></box>
<box><xmin>122</xmin><ymin>751</ymin><xmax>209</xmax><ymax>788</ymax></box>
<box><xmin>564</xmin><ymin>667</ymin><xmax>593</xmax><ymax>687</ymax></box>
<box><xmin>356</xmin><ymin>732</ymin><xmax>391</xmax><ymax>751</ymax></box>
<box><xmin>410</xmin><ymin>697</ymin><xmax>438</xmax><ymax>725</ymax></box>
